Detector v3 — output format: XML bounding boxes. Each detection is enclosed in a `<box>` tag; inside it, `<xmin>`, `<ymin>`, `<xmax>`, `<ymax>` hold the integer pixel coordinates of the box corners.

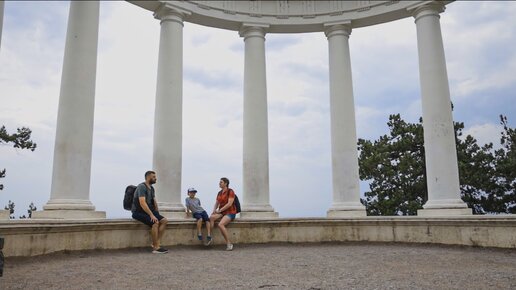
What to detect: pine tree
<box><xmin>19</xmin><ymin>202</ymin><xmax>37</xmax><ymax>219</ymax></box>
<box><xmin>4</xmin><ymin>200</ymin><xmax>15</xmax><ymax>219</ymax></box>
<box><xmin>0</xmin><ymin>126</ymin><xmax>37</xmax><ymax>191</ymax></box>
<box><xmin>358</xmin><ymin>114</ymin><xmax>426</xmax><ymax>215</ymax></box>
<box><xmin>358</xmin><ymin>114</ymin><xmax>515</xmax><ymax>215</ymax></box>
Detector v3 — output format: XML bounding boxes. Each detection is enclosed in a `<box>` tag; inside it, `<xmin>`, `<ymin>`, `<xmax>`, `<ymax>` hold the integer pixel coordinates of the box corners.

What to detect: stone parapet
<box><xmin>31</xmin><ymin>209</ymin><xmax>106</xmax><ymax>220</ymax></box>
<box><xmin>1</xmin><ymin>216</ymin><xmax>515</xmax><ymax>257</ymax></box>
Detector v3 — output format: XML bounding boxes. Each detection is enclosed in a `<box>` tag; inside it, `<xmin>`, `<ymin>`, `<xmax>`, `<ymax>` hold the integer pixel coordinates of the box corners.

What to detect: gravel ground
<box><xmin>1</xmin><ymin>242</ymin><xmax>515</xmax><ymax>290</ymax></box>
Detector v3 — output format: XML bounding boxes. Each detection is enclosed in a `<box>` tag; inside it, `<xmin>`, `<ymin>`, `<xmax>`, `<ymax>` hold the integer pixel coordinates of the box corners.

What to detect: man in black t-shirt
<box><xmin>132</xmin><ymin>170</ymin><xmax>168</xmax><ymax>254</ymax></box>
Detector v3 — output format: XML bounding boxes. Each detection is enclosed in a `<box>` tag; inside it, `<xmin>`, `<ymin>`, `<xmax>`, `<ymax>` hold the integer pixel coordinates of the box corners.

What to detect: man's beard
<box><xmin>150</xmin><ymin>179</ymin><xmax>156</xmax><ymax>185</ymax></box>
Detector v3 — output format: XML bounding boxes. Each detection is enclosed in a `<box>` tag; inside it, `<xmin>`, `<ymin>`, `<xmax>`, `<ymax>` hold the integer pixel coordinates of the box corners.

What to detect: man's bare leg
<box><xmin>151</xmin><ymin>223</ymin><xmax>160</xmax><ymax>249</ymax></box>
<box><xmin>157</xmin><ymin>218</ymin><xmax>168</xmax><ymax>244</ymax></box>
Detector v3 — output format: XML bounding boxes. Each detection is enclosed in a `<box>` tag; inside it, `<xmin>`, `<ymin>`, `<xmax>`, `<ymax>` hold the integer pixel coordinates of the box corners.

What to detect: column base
<box><xmin>327</xmin><ymin>201</ymin><xmax>367</xmax><ymax>217</ymax></box>
<box><xmin>32</xmin><ymin>199</ymin><xmax>105</xmax><ymax>219</ymax></box>
<box><xmin>0</xmin><ymin>210</ymin><xmax>10</xmax><ymax>220</ymax></box>
<box><xmin>41</xmin><ymin>199</ymin><xmax>96</xmax><ymax>211</ymax></box>
<box><xmin>159</xmin><ymin>211</ymin><xmax>189</xmax><ymax>220</ymax></box>
<box><xmin>157</xmin><ymin>202</ymin><xmax>186</xmax><ymax>220</ymax></box>
<box><xmin>32</xmin><ymin>209</ymin><xmax>106</xmax><ymax>220</ymax></box>
<box><xmin>327</xmin><ymin>209</ymin><xmax>367</xmax><ymax>218</ymax></box>
<box><xmin>417</xmin><ymin>208</ymin><xmax>472</xmax><ymax>216</ymax></box>
<box><xmin>240</xmin><ymin>204</ymin><xmax>279</xmax><ymax>219</ymax></box>
<box><xmin>239</xmin><ymin>211</ymin><xmax>279</xmax><ymax>219</ymax></box>
<box><xmin>418</xmin><ymin>199</ymin><xmax>472</xmax><ymax>216</ymax></box>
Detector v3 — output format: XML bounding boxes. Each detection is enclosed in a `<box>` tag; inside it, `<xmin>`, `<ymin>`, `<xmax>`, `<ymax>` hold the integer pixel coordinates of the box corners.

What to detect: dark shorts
<box><xmin>193</xmin><ymin>211</ymin><xmax>209</xmax><ymax>222</ymax></box>
<box><xmin>132</xmin><ymin>210</ymin><xmax>165</xmax><ymax>227</ymax></box>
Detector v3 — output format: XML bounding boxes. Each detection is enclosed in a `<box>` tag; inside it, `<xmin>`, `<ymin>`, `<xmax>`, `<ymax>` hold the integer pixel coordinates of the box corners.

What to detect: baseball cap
<box><xmin>187</xmin><ymin>187</ymin><xmax>197</xmax><ymax>193</ymax></box>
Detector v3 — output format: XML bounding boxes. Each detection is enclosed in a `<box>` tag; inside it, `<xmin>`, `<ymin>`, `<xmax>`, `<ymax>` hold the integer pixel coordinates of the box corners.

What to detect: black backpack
<box><xmin>218</xmin><ymin>188</ymin><xmax>241</xmax><ymax>214</ymax></box>
<box><xmin>234</xmin><ymin>194</ymin><xmax>241</xmax><ymax>214</ymax></box>
<box><xmin>124</xmin><ymin>185</ymin><xmax>137</xmax><ymax>210</ymax></box>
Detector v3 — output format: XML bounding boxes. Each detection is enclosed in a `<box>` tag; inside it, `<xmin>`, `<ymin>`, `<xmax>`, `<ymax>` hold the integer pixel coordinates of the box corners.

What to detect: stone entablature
<box><xmin>129</xmin><ymin>0</ymin><xmax>452</xmax><ymax>32</ymax></box>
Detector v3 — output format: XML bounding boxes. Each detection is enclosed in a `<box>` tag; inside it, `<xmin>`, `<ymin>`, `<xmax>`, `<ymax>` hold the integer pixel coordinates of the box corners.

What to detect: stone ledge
<box><xmin>31</xmin><ymin>210</ymin><xmax>106</xmax><ymax>220</ymax></box>
<box><xmin>1</xmin><ymin>216</ymin><xmax>515</xmax><ymax>256</ymax></box>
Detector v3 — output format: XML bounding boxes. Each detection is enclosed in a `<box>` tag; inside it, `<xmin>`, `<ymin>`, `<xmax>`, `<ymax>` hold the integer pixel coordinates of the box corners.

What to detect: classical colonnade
<box><xmin>2</xmin><ymin>1</ymin><xmax>472</xmax><ymax>219</ymax></box>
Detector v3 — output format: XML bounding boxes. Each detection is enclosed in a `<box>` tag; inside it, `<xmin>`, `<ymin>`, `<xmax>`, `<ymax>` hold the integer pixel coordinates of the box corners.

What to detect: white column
<box><xmin>34</xmin><ymin>1</ymin><xmax>105</xmax><ymax>219</ymax></box>
<box><xmin>0</xmin><ymin>1</ymin><xmax>4</xmax><ymax>50</ymax></box>
<box><xmin>325</xmin><ymin>23</ymin><xmax>366</xmax><ymax>217</ymax></box>
<box><xmin>239</xmin><ymin>24</ymin><xmax>278</xmax><ymax>219</ymax></box>
<box><xmin>0</xmin><ymin>1</ymin><xmax>8</xmax><ymax>219</ymax></box>
<box><xmin>152</xmin><ymin>7</ymin><xmax>188</xmax><ymax>219</ymax></box>
<box><xmin>412</xmin><ymin>3</ymin><xmax>471</xmax><ymax>216</ymax></box>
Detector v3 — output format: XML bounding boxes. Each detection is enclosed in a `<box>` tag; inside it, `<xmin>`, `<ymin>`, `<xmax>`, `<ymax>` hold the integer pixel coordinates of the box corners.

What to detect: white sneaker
<box><xmin>226</xmin><ymin>243</ymin><xmax>233</xmax><ymax>251</ymax></box>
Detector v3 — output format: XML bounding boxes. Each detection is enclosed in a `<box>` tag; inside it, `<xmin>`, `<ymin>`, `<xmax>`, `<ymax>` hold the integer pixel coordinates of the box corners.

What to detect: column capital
<box><xmin>239</xmin><ymin>23</ymin><xmax>269</xmax><ymax>39</ymax></box>
<box><xmin>408</xmin><ymin>2</ymin><xmax>445</xmax><ymax>22</ymax></box>
<box><xmin>324</xmin><ymin>21</ymin><xmax>352</xmax><ymax>39</ymax></box>
<box><xmin>153</xmin><ymin>5</ymin><xmax>190</xmax><ymax>25</ymax></box>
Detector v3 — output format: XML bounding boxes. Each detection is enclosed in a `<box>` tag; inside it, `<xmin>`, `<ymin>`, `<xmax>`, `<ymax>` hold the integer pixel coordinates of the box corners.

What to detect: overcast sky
<box><xmin>1</xmin><ymin>1</ymin><xmax>515</xmax><ymax>218</ymax></box>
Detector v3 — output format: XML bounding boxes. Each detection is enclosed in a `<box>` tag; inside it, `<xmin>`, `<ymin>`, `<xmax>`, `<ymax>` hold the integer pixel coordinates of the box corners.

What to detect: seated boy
<box><xmin>185</xmin><ymin>187</ymin><xmax>212</xmax><ymax>245</ymax></box>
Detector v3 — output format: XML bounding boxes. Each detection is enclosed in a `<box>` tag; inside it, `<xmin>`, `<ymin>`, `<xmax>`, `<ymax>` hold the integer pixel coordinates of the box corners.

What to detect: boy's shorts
<box><xmin>132</xmin><ymin>210</ymin><xmax>165</xmax><ymax>227</ymax></box>
<box><xmin>193</xmin><ymin>210</ymin><xmax>209</xmax><ymax>222</ymax></box>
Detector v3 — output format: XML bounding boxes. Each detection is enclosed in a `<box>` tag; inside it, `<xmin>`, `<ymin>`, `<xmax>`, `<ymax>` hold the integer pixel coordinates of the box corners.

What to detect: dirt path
<box><xmin>2</xmin><ymin>242</ymin><xmax>515</xmax><ymax>289</ymax></box>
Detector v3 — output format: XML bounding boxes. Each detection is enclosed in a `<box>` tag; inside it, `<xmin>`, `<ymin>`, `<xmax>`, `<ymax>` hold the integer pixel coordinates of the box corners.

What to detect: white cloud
<box><xmin>462</xmin><ymin>122</ymin><xmax>503</xmax><ymax>150</ymax></box>
<box><xmin>450</xmin><ymin>54</ymin><xmax>516</xmax><ymax>98</ymax></box>
<box><xmin>443</xmin><ymin>2</ymin><xmax>516</xmax><ymax>98</ymax></box>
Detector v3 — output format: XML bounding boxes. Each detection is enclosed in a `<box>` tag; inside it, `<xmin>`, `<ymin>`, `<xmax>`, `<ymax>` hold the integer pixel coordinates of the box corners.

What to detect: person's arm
<box><xmin>218</xmin><ymin>197</ymin><xmax>234</xmax><ymax>213</ymax></box>
<box><xmin>153</xmin><ymin>198</ymin><xmax>159</xmax><ymax>212</ymax></box>
<box><xmin>185</xmin><ymin>199</ymin><xmax>191</xmax><ymax>215</ymax></box>
<box><xmin>212</xmin><ymin>201</ymin><xmax>219</xmax><ymax>214</ymax></box>
<box><xmin>139</xmin><ymin>197</ymin><xmax>158</xmax><ymax>223</ymax></box>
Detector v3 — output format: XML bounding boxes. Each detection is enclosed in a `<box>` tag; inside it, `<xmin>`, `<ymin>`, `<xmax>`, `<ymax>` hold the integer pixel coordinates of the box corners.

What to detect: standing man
<box><xmin>132</xmin><ymin>170</ymin><xmax>168</xmax><ymax>254</ymax></box>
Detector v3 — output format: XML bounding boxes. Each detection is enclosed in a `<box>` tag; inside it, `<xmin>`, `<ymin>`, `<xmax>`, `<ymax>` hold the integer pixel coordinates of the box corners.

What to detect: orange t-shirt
<box><xmin>217</xmin><ymin>188</ymin><xmax>237</xmax><ymax>215</ymax></box>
